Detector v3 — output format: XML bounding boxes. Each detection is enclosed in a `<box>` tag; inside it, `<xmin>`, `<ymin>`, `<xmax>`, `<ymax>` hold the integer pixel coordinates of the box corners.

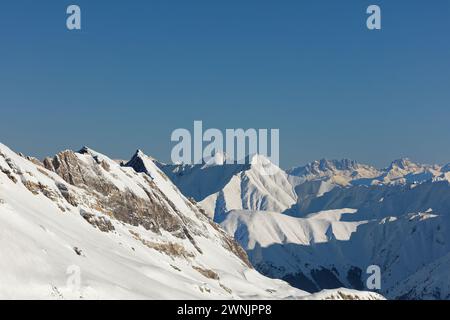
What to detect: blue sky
<box><xmin>0</xmin><ymin>0</ymin><xmax>449</xmax><ymax>168</ymax></box>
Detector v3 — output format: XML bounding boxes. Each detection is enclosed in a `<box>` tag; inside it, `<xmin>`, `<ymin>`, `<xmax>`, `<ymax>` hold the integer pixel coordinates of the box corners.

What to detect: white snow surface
<box><xmin>0</xmin><ymin>142</ymin><xmax>382</xmax><ymax>300</ymax></box>
<box><xmin>162</xmin><ymin>156</ymin><xmax>297</xmax><ymax>220</ymax></box>
<box><xmin>163</xmin><ymin>154</ymin><xmax>450</xmax><ymax>299</ymax></box>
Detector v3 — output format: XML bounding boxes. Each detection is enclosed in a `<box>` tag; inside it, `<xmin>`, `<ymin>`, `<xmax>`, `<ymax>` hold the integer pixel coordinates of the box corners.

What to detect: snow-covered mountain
<box><xmin>288</xmin><ymin>159</ymin><xmax>381</xmax><ymax>186</ymax></box>
<box><xmin>289</xmin><ymin>158</ymin><xmax>442</xmax><ymax>188</ymax></box>
<box><xmin>161</xmin><ymin>154</ymin><xmax>297</xmax><ymax>222</ymax></box>
<box><xmin>221</xmin><ymin>209</ymin><xmax>450</xmax><ymax>299</ymax></box>
<box><xmin>162</xmin><ymin>156</ymin><xmax>448</xmax><ymax>223</ymax></box>
<box><xmin>0</xmin><ymin>143</ymin><xmax>383</xmax><ymax>300</ymax></box>
<box><xmin>164</xmin><ymin>155</ymin><xmax>450</xmax><ymax>300</ymax></box>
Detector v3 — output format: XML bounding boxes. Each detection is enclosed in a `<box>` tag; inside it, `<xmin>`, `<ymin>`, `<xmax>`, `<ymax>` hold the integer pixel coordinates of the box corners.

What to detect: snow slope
<box><xmin>165</xmin><ymin>154</ymin><xmax>450</xmax><ymax>299</ymax></box>
<box><xmin>0</xmin><ymin>143</ymin><xmax>381</xmax><ymax>300</ymax></box>
<box><xmin>161</xmin><ymin>155</ymin><xmax>297</xmax><ymax>222</ymax></box>
<box><xmin>0</xmin><ymin>143</ymin><xmax>304</xmax><ymax>299</ymax></box>
<box><xmin>221</xmin><ymin>208</ymin><xmax>450</xmax><ymax>299</ymax></box>
<box><xmin>288</xmin><ymin>158</ymin><xmax>442</xmax><ymax>187</ymax></box>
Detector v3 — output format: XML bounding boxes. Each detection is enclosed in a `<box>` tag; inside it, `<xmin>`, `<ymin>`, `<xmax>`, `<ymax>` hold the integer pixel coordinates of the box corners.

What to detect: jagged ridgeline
<box><xmin>161</xmin><ymin>155</ymin><xmax>450</xmax><ymax>299</ymax></box>
<box><xmin>0</xmin><ymin>142</ymin><xmax>384</xmax><ymax>299</ymax></box>
<box><xmin>43</xmin><ymin>147</ymin><xmax>210</xmax><ymax>242</ymax></box>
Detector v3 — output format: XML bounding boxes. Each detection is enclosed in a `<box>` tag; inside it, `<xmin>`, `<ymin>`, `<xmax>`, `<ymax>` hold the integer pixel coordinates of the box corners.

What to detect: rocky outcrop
<box><xmin>0</xmin><ymin>142</ymin><xmax>387</xmax><ymax>299</ymax></box>
<box><xmin>39</xmin><ymin>147</ymin><xmax>253</xmax><ymax>268</ymax></box>
<box><xmin>43</xmin><ymin>149</ymin><xmax>185</xmax><ymax>236</ymax></box>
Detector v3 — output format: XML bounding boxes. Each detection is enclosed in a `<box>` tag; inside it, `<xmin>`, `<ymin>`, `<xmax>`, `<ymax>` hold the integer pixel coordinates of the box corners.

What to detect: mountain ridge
<box><xmin>160</xmin><ymin>153</ymin><xmax>450</xmax><ymax>299</ymax></box>
<box><xmin>0</xmin><ymin>142</ymin><xmax>385</xmax><ymax>300</ymax></box>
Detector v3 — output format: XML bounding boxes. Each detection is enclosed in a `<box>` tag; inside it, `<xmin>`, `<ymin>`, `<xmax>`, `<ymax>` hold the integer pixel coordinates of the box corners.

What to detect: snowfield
<box><xmin>163</xmin><ymin>155</ymin><xmax>450</xmax><ymax>299</ymax></box>
<box><xmin>0</xmin><ymin>143</ymin><xmax>383</xmax><ymax>300</ymax></box>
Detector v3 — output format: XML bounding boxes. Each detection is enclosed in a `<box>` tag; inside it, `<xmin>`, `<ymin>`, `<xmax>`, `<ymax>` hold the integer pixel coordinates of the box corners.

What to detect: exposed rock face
<box><xmin>288</xmin><ymin>159</ymin><xmax>378</xmax><ymax>179</ymax></box>
<box><xmin>0</xmin><ymin>142</ymin><xmax>385</xmax><ymax>300</ymax></box>
<box><xmin>193</xmin><ymin>266</ymin><xmax>220</xmax><ymax>280</ymax></box>
<box><xmin>80</xmin><ymin>210</ymin><xmax>115</xmax><ymax>232</ymax></box>
<box><xmin>39</xmin><ymin>147</ymin><xmax>252</xmax><ymax>267</ymax></box>
<box><xmin>0</xmin><ymin>167</ymin><xmax>17</xmax><ymax>183</ymax></box>
<box><xmin>125</xmin><ymin>150</ymin><xmax>253</xmax><ymax>267</ymax></box>
<box><xmin>43</xmin><ymin>149</ymin><xmax>185</xmax><ymax>236</ymax></box>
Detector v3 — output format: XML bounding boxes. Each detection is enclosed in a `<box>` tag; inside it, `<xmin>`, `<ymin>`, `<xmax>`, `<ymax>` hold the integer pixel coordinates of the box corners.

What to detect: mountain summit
<box><xmin>1</xmin><ymin>142</ymin><xmax>312</xmax><ymax>299</ymax></box>
<box><xmin>164</xmin><ymin>153</ymin><xmax>450</xmax><ymax>299</ymax></box>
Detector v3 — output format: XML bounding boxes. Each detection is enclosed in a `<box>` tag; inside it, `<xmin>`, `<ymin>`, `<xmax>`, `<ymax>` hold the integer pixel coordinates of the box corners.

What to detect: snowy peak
<box><xmin>289</xmin><ymin>158</ymin><xmax>379</xmax><ymax>177</ymax></box>
<box><xmin>160</xmin><ymin>154</ymin><xmax>296</xmax><ymax>220</ymax></box>
<box><xmin>0</xmin><ymin>142</ymin><xmax>389</xmax><ymax>300</ymax></box>
<box><xmin>287</xmin><ymin>158</ymin><xmax>381</xmax><ymax>188</ymax></box>
<box><xmin>42</xmin><ymin>147</ymin><xmax>194</xmax><ymax>235</ymax></box>
<box><xmin>287</xmin><ymin>157</ymin><xmax>447</xmax><ymax>187</ymax></box>
<box><xmin>309</xmin><ymin>159</ymin><xmax>360</xmax><ymax>173</ymax></box>
<box><xmin>388</xmin><ymin>158</ymin><xmax>418</xmax><ymax>171</ymax></box>
<box><xmin>153</xmin><ymin>148</ymin><xmax>450</xmax><ymax>300</ymax></box>
<box><xmin>202</xmin><ymin>151</ymin><xmax>230</xmax><ymax>167</ymax></box>
<box><xmin>2</xmin><ymin>142</ymin><xmax>387</xmax><ymax>300</ymax></box>
<box><xmin>2</xmin><ymin>141</ymin><xmax>329</xmax><ymax>299</ymax></box>
<box><xmin>442</xmin><ymin>163</ymin><xmax>450</xmax><ymax>173</ymax></box>
<box><xmin>126</xmin><ymin>149</ymin><xmax>152</xmax><ymax>174</ymax></box>
<box><xmin>124</xmin><ymin>149</ymin><xmax>204</xmax><ymax>220</ymax></box>
<box><xmin>78</xmin><ymin>146</ymin><xmax>91</xmax><ymax>154</ymax></box>
<box><xmin>384</xmin><ymin>158</ymin><xmax>430</xmax><ymax>178</ymax></box>
<box><xmin>133</xmin><ymin>149</ymin><xmax>146</xmax><ymax>159</ymax></box>
<box><xmin>380</xmin><ymin>158</ymin><xmax>441</xmax><ymax>185</ymax></box>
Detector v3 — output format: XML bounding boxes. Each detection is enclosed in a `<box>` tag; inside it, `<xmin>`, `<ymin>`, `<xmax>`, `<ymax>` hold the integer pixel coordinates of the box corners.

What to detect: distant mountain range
<box><xmin>0</xmin><ymin>142</ymin><xmax>384</xmax><ymax>300</ymax></box>
<box><xmin>160</xmin><ymin>155</ymin><xmax>450</xmax><ymax>299</ymax></box>
<box><xmin>3</xmin><ymin>140</ymin><xmax>448</xmax><ymax>300</ymax></box>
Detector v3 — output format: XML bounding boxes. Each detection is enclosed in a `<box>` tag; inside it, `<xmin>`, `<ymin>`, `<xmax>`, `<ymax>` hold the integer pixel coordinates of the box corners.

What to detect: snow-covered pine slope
<box><xmin>161</xmin><ymin>155</ymin><xmax>297</xmax><ymax>222</ymax></box>
<box><xmin>1</xmin><ymin>142</ymin><xmax>313</xmax><ymax>299</ymax></box>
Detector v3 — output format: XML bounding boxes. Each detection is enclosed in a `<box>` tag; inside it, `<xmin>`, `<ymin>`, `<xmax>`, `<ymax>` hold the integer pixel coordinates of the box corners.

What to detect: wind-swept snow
<box><xmin>165</xmin><ymin>154</ymin><xmax>450</xmax><ymax>299</ymax></box>
<box><xmin>161</xmin><ymin>155</ymin><xmax>297</xmax><ymax>221</ymax></box>
<box><xmin>1</xmin><ymin>142</ymin><xmax>382</xmax><ymax>300</ymax></box>
<box><xmin>0</xmin><ymin>143</ymin><xmax>306</xmax><ymax>299</ymax></box>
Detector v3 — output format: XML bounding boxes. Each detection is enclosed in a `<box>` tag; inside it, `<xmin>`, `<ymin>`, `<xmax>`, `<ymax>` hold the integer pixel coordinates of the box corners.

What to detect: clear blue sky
<box><xmin>0</xmin><ymin>0</ymin><xmax>449</xmax><ymax>168</ymax></box>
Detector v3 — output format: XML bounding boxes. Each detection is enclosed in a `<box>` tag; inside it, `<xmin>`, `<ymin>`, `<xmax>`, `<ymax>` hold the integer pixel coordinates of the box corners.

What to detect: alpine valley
<box><xmin>161</xmin><ymin>154</ymin><xmax>450</xmax><ymax>300</ymax></box>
